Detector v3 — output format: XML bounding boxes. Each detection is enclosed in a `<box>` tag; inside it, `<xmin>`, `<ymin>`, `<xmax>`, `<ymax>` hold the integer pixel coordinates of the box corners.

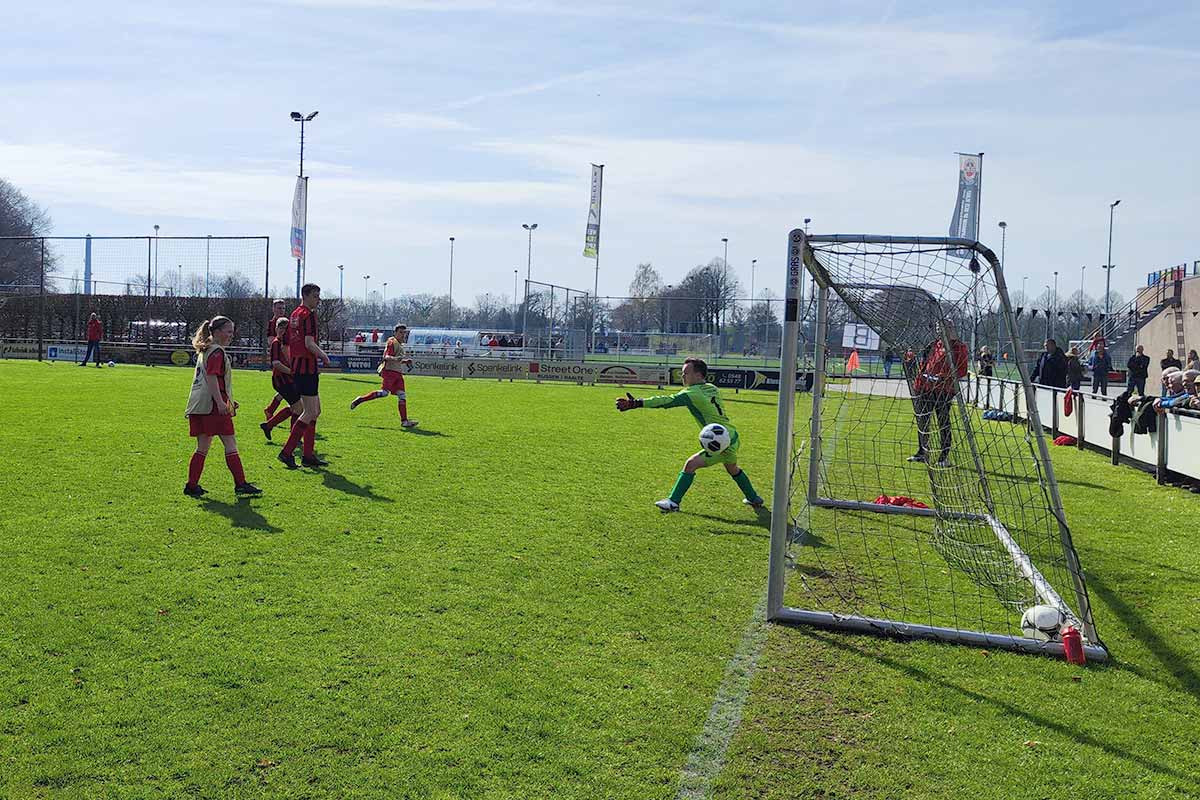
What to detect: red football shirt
<box><xmin>288</xmin><ymin>304</ymin><xmax>318</xmax><ymax>375</ymax></box>
<box><xmin>269</xmin><ymin>339</ymin><xmax>290</xmax><ymax>379</ymax></box>
<box><xmin>205</xmin><ymin>350</ymin><xmax>228</xmax><ymax>401</ymax></box>
<box><xmin>86</xmin><ymin>320</ymin><xmax>102</xmax><ymax>342</ymax></box>
<box><xmin>914</xmin><ymin>339</ymin><xmax>969</xmax><ymax>395</ymax></box>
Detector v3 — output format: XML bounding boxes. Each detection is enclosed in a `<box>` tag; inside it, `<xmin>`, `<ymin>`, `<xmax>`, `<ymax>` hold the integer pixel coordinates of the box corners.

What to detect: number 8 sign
<box><xmin>841</xmin><ymin>323</ymin><xmax>880</xmax><ymax>351</ymax></box>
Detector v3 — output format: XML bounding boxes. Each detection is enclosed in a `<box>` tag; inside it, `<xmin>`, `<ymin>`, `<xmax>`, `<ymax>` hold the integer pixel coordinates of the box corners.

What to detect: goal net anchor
<box><xmin>767</xmin><ymin>232</ymin><xmax>1108</xmax><ymax>662</ymax></box>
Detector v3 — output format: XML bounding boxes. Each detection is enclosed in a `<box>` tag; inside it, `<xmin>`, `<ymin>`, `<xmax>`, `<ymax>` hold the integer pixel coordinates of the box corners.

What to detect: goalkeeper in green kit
<box><xmin>616</xmin><ymin>357</ymin><xmax>765</xmax><ymax>513</ymax></box>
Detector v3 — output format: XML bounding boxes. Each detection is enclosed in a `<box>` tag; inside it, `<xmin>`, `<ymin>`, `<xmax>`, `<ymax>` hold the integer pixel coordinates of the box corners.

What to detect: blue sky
<box><xmin>2</xmin><ymin>0</ymin><xmax>1197</xmax><ymax>306</ymax></box>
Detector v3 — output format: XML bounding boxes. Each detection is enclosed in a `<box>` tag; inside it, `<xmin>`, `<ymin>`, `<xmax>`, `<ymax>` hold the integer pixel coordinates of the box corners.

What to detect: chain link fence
<box><xmin>0</xmin><ymin>236</ymin><xmax>306</xmax><ymax>364</ymax></box>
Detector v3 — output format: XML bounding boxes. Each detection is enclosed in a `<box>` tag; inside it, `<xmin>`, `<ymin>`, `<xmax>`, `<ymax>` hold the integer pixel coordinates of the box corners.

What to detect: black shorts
<box><xmin>294</xmin><ymin>372</ymin><xmax>320</xmax><ymax>397</ymax></box>
<box><xmin>273</xmin><ymin>375</ymin><xmax>302</xmax><ymax>405</ymax></box>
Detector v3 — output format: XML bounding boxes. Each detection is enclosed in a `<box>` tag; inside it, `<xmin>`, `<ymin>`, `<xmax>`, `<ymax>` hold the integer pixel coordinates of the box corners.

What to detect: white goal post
<box><xmin>767</xmin><ymin>231</ymin><xmax>1107</xmax><ymax>661</ymax></box>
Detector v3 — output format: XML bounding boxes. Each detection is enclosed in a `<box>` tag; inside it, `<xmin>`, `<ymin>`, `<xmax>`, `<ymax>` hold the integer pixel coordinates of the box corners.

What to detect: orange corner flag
<box><xmin>847</xmin><ymin>350</ymin><xmax>861</xmax><ymax>372</ymax></box>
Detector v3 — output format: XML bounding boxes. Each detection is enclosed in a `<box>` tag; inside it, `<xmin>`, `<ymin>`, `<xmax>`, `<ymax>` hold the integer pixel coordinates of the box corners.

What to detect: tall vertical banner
<box><xmin>948</xmin><ymin>153</ymin><xmax>981</xmax><ymax>257</ymax></box>
<box><xmin>290</xmin><ymin>177</ymin><xmax>307</xmax><ymax>259</ymax></box>
<box><xmin>583</xmin><ymin>164</ymin><xmax>603</xmax><ymax>259</ymax></box>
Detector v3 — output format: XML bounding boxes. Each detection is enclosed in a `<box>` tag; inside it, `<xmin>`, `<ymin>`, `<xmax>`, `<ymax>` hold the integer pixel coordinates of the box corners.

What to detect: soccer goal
<box><xmin>767</xmin><ymin>232</ymin><xmax>1108</xmax><ymax>661</ymax></box>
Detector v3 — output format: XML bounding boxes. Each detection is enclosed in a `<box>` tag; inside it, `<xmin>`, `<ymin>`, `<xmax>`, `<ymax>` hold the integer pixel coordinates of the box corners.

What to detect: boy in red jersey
<box><xmin>263</xmin><ymin>298</ymin><xmax>288</xmax><ymax>418</ymax></box>
<box><xmin>183</xmin><ymin>316</ymin><xmax>261</xmax><ymax>497</ymax></box>
<box><xmin>350</xmin><ymin>323</ymin><xmax>418</xmax><ymax>427</ymax></box>
<box><xmin>278</xmin><ymin>284</ymin><xmax>331</xmax><ymax>469</ymax></box>
<box><xmin>260</xmin><ymin>317</ymin><xmax>303</xmax><ymax>441</ymax></box>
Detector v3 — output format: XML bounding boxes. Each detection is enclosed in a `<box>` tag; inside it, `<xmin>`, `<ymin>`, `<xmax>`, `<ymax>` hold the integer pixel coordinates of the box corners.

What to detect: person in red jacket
<box><xmin>906</xmin><ymin>323</ymin><xmax>969</xmax><ymax>467</ymax></box>
<box><xmin>80</xmin><ymin>313</ymin><xmax>103</xmax><ymax>367</ymax></box>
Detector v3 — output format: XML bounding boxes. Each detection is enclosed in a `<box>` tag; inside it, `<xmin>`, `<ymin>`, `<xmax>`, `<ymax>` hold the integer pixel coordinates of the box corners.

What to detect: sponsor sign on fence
<box><xmin>687</xmin><ymin>366</ymin><xmax>815</xmax><ymax>392</ymax></box>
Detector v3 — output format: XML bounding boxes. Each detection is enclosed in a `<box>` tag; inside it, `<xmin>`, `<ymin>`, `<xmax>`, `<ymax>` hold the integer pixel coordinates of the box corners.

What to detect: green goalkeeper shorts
<box><xmin>696</xmin><ymin>427</ymin><xmax>740</xmax><ymax>466</ymax></box>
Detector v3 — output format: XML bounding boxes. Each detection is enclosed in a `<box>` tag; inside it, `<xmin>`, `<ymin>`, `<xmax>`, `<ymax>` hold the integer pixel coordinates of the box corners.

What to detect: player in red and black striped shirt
<box><xmin>278</xmin><ymin>283</ymin><xmax>331</xmax><ymax>469</ymax></box>
<box><xmin>262</xmin><ymin>298</ymin><xmax>288</xmax><ymax>419</ymax></box>
<box><xmin>259</xmin><ymin>317</ymin><xmax>302</xmax><ymax>441</ymax></box>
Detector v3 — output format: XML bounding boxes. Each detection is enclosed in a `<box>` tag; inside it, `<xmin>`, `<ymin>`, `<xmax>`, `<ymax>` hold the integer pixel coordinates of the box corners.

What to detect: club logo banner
<box><xmin>583</xmin><ymin>164</ymin><xmax>603</xmax><ymax>259</ymax></box>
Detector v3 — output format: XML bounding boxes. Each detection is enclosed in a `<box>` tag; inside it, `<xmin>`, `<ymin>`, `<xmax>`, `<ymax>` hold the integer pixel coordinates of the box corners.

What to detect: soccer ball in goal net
<box><xmin>766</xmin><ymin>232</ymin><xmax>1107</xmax><ymax>661</ymax></box>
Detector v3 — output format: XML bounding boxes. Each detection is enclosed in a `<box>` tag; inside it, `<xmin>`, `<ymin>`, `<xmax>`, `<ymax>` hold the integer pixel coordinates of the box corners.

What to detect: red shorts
<box><xmin>189</xmin><ymin>411</ymin><xmax>235</xmax><ymax>437</ymax></box>
<box><xmin>381</xmin><ymin>370</ymin><xmax>406</xmax><ymax>394</ymax></box>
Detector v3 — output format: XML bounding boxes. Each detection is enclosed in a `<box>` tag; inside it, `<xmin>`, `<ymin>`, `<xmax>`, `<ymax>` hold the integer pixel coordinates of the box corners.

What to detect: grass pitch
<box><xmin>1</xmin><ymin>360</ymin><xmax>1199</xmax><ymax>799</ymax></box>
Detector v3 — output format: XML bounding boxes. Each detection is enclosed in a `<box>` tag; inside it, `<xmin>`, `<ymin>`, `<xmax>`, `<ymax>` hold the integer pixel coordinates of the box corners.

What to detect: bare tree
<box><xmin>0</xmin><ymin>178</ymin><xmax>56</xmax><ymax>291</ymax></box>
<box><xmin>216</xmin><ymin>271</ymin><xmax>257</xmax><ymax>299</ymax></box>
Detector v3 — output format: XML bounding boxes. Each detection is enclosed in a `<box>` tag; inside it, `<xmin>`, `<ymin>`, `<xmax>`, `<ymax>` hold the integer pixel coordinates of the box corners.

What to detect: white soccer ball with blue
<box><xmin>699</xmin><ymin>423</ymin><xmax>731</xmax><ymax>455</ymax></box>
<box><xmin>1020</xmin><ymin>604</ymin><xmax>1066</xmax><ymax>642</ymax></box>
<box><xmin>107</xmin><ymin>360</ymin><xmax>115</xmax><ymax>368</ymax></box>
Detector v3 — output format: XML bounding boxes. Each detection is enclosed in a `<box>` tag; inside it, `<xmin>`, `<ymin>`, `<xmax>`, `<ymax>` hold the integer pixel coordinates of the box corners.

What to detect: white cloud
<box><xmin>378</xmin><ymin>112</ymin><xmax>476</xmax><ymax>131</ymax></box>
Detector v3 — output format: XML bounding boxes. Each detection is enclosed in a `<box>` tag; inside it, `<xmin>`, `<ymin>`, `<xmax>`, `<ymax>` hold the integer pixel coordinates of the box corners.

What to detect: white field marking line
<box><xmin>675</xmin><ymin>591</ymin><xmax>769</xmax><ymax>800</ymax></box>
<box><xmin>675</xmin><ymin>389</ymin><xmax>851</xmax><ymax>798</ymax></box>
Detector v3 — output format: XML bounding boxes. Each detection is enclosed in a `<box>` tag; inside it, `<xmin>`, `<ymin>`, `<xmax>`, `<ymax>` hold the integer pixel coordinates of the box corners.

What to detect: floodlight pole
<box><xmin>336</xmin><ymin>264</ymin><xmax>344</xmax><ymax>301</ymax></box>
<box><xmin>448</xmin><ymin>236</ymin><xmax>455</xmax><ymax>328</ymax></box>
<box><xmin>153</xmin><ymin>224</ymin><xmax>160</xmax><ymax>297</ymax></box>
<box><xmin>521</xmin><ymin>223</ymin><xmax>537</xmax><ymax>342</ymax></box>
<box><xmin>721</xmin><ymin>237</ymin><xmax>729</xmax><ymax>356</ymax></box>
<box><xmin>291</xmin><ymin>110</ymin><xmax>318</xmax><ymax>298</ymax></box>
<box><xmin>1104</xmin><ymin>199</ymin><xmax>1120</xmax><ymax>319</ymax></box>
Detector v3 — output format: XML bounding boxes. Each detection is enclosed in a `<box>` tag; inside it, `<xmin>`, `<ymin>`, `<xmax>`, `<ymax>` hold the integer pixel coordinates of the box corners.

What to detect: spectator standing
<box><xmin>1162</xmin><ymin>349</ymin><xmax>1183</xmax><ymax>371</ymax></box>
<box><xmin>1187</xmin><ymin>349</ymin><xmax>1200</xmax><ymax>372</ymax></box>
<box><xmin>1088</xmin><ymin>342</ymin><xmax>1113</xmax><ymax>395</ymax></box>
<box><xmin>1030</xmin><ymin>338</ymin><xmax>1068</xmax><ymax>388</ymax></box>
<box><xmin>906</xmin><ymin>325</ymin><xmax>969</xmax><ymax>467</ymax></box>
<box><xmin>1127</xmin><ymin>345</ymin><xmax>1150</xmax><ymax>396</ymax></box>
<box><xmin>883</xmin><ymin>347</ymin><xmax>898</xmax><ymax>378</ymax></box>
<box><xmin>80</xmin><ymin>313</ymin><xmax>103</xmax><ymax>367</ymax></box>
<box><xmin>371</xmin><ymin>329</ymin><xmax>380</xmax><ymax>344</ymax></box>
<box><xmin>977</xmin><ymin>346</ymin><xmax>995</xmax><ymax>377</ymax></box>
<box><xmin>1065</xmin><ymin>346</ymin><xmax>1083</xmax><ymax>391</ymax></box>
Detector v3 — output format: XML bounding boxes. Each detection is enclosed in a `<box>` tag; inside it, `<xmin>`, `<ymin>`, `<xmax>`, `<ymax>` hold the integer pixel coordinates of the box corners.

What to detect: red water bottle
<box><xmin>1062</xmin><ymin>626</ymin><xmax>1086</xmax><ymax>665</ymax></box>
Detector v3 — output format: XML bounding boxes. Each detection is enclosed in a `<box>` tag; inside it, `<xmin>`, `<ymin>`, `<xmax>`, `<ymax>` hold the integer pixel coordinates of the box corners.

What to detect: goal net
<box><xmin>766</xmin><ymin>232</ymin><xmax>1107</xmax><ymax>660</ymax></box>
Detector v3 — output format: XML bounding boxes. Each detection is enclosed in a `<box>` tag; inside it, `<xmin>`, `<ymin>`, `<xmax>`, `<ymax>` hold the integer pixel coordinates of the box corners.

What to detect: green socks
<box><xmin>732</xmin><ymin>469</ymin><xmax>762</xmax><ymax>502</ymax></box>
<box><xmin>668</xmin><ymin>471</ymin><xmax>695</xmax><ymax>505</ymax></box>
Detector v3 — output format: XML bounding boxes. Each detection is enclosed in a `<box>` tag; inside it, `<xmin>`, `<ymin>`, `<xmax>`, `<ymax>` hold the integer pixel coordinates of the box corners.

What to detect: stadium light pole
<box><xmin>521</xmin><ymin>223</ymin><xmax>537</xmax><ymax>337</ymax></box>
<box><xmin>383</xmin><ymin>281</ymin><xmax>388</xmax><ymax>306</ymax></box>
<box><xmin>1079</xmin><ymin>264</ymin><xmax>1086</xmax><ymax>337</ymax></box>
<box><xmin>513</xmin><ymin>269</ymin><xmax>518</xmax><ymax>319</ymax></box>
<box><xmin>448</xmin><ymin>236</ymin><xmax>455</xmax><ymax>329</ymax></box>
<box><xmin>1104</xmin><ymin>199</ymin><xmax>1120</xmax><ymax>319</ymax></box>
<box><xmin>1053</xmin><ymin>270</ymin><xmax>1059</xmax><ymax>341</ymax></box>
<box><xmin>290</xmin><ymin>110</ymin><xmax>318</xmax><ymax>298</ymax></box>
<box><xmin>205</xmin><ymin>234</ymin><xmax>211</xmax><ymax>298</ymax></box>
<box><xmin>363</xmin><ymin>274</ymin><xmax>370</xmax><ymax>304</ymax></box>
<box><xmin>1044</xmin><ymin>284</ymin><xmax>1053</xmax><ymax>341</ymax></box>
<box><xmin>665</xmin><ymin>284</ymin><xmax>673</xmax><ymax>334</ymax></box>
<box><xmin>153</xmin><ymin>224</ymin><xmax>159</xmax><ymax>297</ymax></box>
<box><xmin>336</xmin><ymin>264</ymin><xmax>344</xmax><ymax>301</ymax></box>
<box><xmin>721</xmin><ymin>237</ymin><xmax>729</xmax><ymax>356</ymax></box>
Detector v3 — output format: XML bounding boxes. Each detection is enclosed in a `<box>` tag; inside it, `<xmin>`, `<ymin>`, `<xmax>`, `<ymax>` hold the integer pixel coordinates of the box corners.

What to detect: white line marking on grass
<box><xmin>676</xmin><ymin>591</ymin><xmax>769</xmax><ymax>800</ymax></box>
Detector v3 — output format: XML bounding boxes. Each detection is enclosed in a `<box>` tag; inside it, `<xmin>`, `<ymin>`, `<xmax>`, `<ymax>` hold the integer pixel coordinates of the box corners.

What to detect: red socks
<box><xmin>265</xmin><ymin>396</ymin><xmax>281</xmax><ymax>416</ymax></box>
<box><xmin>397</xmin><ymin>400</ymin><xmax>408</xmax><ymax>422</ymax></box>
<box><xmin>355</xmin><ymin>390</ymin><xmax>386</xmax><ymax>404</ymax></box>
<box><xmin>303</xmin><ymin>421</ymin><xmax>316</xmax><ymax>458</ymax></box>
<box><xmin>225</xmin><ymin>451</ymin><xmax>246</xmax><ymax>485</ymax></box>
<box><xmin>187</xmin><ymin>452</ymin><xmax>206</xmax><ymax>486</ymax></box>
<box><xmin>282</xmin><ymin>420</ymin><xmax>308</xmax><ymax>457</ymax></box>
<box><xmin>265</xmin><ymin>406</ymin><xmax>292</xmax><ymax>431</ymax></box>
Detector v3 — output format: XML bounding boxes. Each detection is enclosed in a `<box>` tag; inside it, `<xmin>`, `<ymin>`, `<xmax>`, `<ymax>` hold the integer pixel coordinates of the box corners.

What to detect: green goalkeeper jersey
<box><xmin>643</xmin><ymin>382</ymin><xmax>733</xmax><ymax>430</ymax></box>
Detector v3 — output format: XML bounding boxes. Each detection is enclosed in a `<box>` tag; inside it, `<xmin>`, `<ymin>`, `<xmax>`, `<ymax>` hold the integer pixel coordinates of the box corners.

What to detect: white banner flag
<box><xmin>290</xmin><ymin>177</ymin><xmax>307</xmax><ymax>259</ymax></box>
<box><xmin>583</xmin><ymin>164</ymin><xmax>603</xmax><ymax>259</ymax></box>
<box><xmin>948</xmin><ymin>153</ymin><xmax>981</xmax><ymax>257</ymax></box>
